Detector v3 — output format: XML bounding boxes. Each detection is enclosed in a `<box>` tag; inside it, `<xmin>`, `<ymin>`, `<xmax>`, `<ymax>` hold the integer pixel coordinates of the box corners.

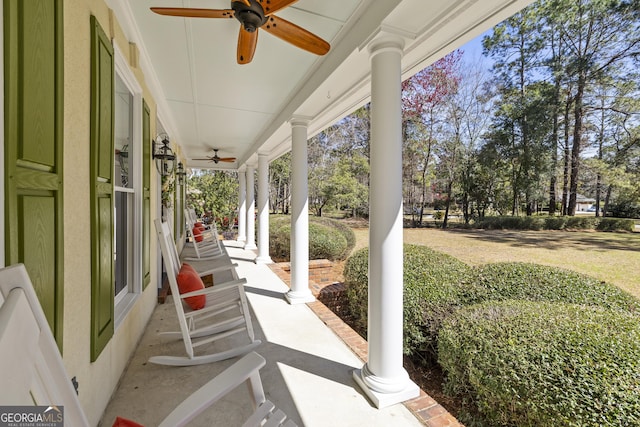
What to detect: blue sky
<box><xmin>458</xmin><ymin>30</ymin><xmax>494</xmax><ymax>71</ymax></box>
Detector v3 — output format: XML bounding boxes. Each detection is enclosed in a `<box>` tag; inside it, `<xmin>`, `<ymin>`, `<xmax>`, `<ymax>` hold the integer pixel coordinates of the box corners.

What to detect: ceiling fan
<box><xmin>192</xmin><ymin>149</ymin><xmax>237</xmax><ymax>164</ymax></box>
<box><xmin>150</xmin><ymin>0</ymin><xmax>330</xmax><ymax>64</ymax></box>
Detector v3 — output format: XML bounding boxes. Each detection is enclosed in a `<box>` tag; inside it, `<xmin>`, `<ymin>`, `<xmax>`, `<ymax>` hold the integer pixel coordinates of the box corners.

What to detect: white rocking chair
<box><xmin>158</xmin><ymin>351</ymin><xmax>297</xmax><ymax>427</ymax></box>
<box><xmin>159</xmin><ymin>218</ymin><xmax>239</xmax><ymax>282</ymax></box>
<box><xmin>153</xmin><ymin>219</ymin><xmax>261</xmax><ymax>366</ymax></box>
<box><xmin>184</xmin><ymin>208</ymin><xmax>226</xmax><ymax>261</ymax></box>
<box><xmin>0</xmin><ymin>264</ymin><xmax>294</xmax><ymax>427</ymax></box>
<box><xmin>0</xmin><ymin>264</ymin><xmax>90</xmax><ymax>426</ymax></box>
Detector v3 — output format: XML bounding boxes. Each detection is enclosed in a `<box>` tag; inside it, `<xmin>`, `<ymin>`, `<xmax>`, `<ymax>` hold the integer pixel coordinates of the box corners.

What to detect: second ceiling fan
<box><xmin>192</xmin><ymin>149</ymin><xmax>237</xmax><ymax>164</ymax></box>
<box><xmin>151</xmin><ymin>0</ymin><xmax>330</xmax><ymax>64</ymax></box>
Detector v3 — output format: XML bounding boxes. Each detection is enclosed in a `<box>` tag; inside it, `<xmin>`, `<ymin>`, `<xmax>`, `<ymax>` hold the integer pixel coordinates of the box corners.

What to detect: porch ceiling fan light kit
<box><xmin>151</xmin><ymin>0</ymin><xmax>330</xmax><ymax>64</ymax></box>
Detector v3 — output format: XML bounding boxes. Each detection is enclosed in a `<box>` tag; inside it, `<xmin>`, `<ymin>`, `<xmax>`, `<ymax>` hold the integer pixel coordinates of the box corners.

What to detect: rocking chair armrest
<box><xmin>179</xmin><ymin>278</ymin><xmax>247</xmax><ymax>299</ymax></box>
<box><xmin>197</xmin><ymin>263</ymin><xmax>238</xmax><ymax>278</ymax></box>
<box><xmin>158</xmin><ymin>352</ymin><xmax>266</xmax><ymax>427</ymax></box>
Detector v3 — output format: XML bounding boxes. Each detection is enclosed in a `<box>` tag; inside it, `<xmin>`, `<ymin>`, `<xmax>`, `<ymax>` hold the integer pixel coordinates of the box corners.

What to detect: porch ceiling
<box><xmin>109</xmin><ymin>0</ymin><xmax>534</xmax><ymax>170</ymax></box>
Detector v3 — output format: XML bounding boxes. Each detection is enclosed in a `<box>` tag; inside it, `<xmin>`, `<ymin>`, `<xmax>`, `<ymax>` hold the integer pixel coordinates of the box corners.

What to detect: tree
<box><xmin>441</xmin><ymin>59</ymin><xmax>492</xmax><ymax>224</ymax></box>
<box><xmin>187</xmin><ymin>170</ymin><xmax>238</xmax><ymax>230</ymax></box>
<box><xmin>269</xmin><ymin>152</ymin><xmax>291</xmax><ymax>214</ymax></box>
<box><xmin>546</xmin><ymin>0</ymin><xmax>640</xmax><ymax>214</ymax></box>
<box><xmin>401</xmin><ymin>51</ymin><xmax>462</xmax><ymax>224</ymax></box>
<box><xmin>308</xmin><ymin>106</ymin><xmax>370</xmax><ymax>217</ymax></box>
<box><xmin>483</xmin><ymin>7</ymin><xmax>553</xmax><ymax>215</ymax></box>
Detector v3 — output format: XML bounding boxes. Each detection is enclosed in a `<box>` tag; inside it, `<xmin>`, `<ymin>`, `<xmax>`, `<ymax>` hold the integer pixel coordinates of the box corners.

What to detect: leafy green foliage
<box><xmin>608</xmin><ymin>200</ymin><xmax>640</xmax><ymax>219</ymax></box>
<box><xmin>311</xmin><ymin>216</ymin><xmax>356</xmax><ymax>259</ymax></box>
<box><xmin>476</xmin><ymin>216</ymin><xmax>545</xmax><ymax>230</ymax></box>
<box><xmin>187</xmin><ymin>170</ymin><xmax>238</xmax><ymax>230</ymax></box>
<box><xmin>344</xmin><ymin>248</ymin><xmax>640</xmax><ymax>366</ymax></box>
<box><xmin>307</xmin><ymin>109</ymin><xmax>370</xmax><ymax>217</ymax></box>
<box><xmin>403</xmin><ymin>245</ymin><xmax>478</xmax><ymax>360</ymax></box>
<box><xmin>269</xmin><ymin>215</ymin><xmax>355</xmax><ymax>262</ymax></box>
<box><xmin>343</xmin><ymin>245</ymin><xmax>476</xmax><ymax>362</ymax></box>
<box><xmin>438</xmin><ymin>301</ymin><xmax>640</xmax><ymax>426</ymax></box>
<box><xmin>596</xmin><ymin>218</ymin><xmax>636</xmax><ymax>232</ymax></box>
<box><xmin>475</xmin><ymin>215</ymin><xmax>635</xmax><ymax>231</ymax></box>
<box><xmin>470</xmin><ymin>262</ymin><xmax>640</xmax><ymax>313</ymax></box>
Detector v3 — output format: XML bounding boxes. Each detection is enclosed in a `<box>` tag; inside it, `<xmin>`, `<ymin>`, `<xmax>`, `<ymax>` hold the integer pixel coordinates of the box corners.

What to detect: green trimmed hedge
<box><xmin>438</xmin><ymin>301</ymin><xmax>640</xmax><ymax>426</ymax></box>
<box><xmin>470</xmin><ymin>262</ymin><xmax>640</xmax><ymax>313</ymax></box>
<box><xmin>343</xmin><ymin>245</ymin><xmax>477</xmax><ymax>361</ymax></box>
<box><xmin>269</xmin><ymin>215</ymin><xmax>355</xmax><ymax>261</ymax></box>
<box><xmin>344</xmin><ymin>255</ymin><xmax>640</xmax><ymax>363</ymax></box>
<box><xmin>476</xmin><ymin>216</ymin><xmax>635</xmax><ymax>232</ymax></box>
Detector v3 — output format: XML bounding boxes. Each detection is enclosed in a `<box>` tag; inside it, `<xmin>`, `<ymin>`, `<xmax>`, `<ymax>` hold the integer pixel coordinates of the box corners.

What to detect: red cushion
<box><xmin>112</xmin><ymin>417</ymin><xmax>144</xmax><ymax>427</ymax></box>
<box><xmin>192</xmin><ymin>226</ymin><xmax>203</xmax><ymax>242</ymax></box>
<box><xmin>176</xmin><ymin>263</ymin><xmax>206</xmax><ymax>310</ymax></box>
<box><xmin>194</xmin><ymin>221</ymin><xmax>204</xmax><ymax>228</ymax></box>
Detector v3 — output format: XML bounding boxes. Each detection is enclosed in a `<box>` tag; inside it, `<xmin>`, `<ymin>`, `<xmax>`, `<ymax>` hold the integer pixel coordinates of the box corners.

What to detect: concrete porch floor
<box><xmin>99</xmin><ymin>241</ymin><xmax>460</xmax><ymax>426</ymax></box>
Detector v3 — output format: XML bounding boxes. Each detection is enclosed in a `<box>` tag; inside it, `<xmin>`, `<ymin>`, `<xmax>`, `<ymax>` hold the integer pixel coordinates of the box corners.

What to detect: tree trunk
<box><xmin>562</xmin><ymin>91</ymin><xmax>572</xmax><ymax>216</ymax></box>
<box><xmin>568</xmin><ymin>72</ymin><xmax>586</xmax><ymax>216</ymax></box>
<box><xmin>604</xmin><ymin>184</ymin><xmax>613</xmax><ymax>218</ymax></box>
<box><xmin>442</xmin><ymin>180</ymin><xmax>453</xmax><ymax>229</ymax></box>
<box><xmin>595</xmin><ymin>93</ymin><xmax>605</xmax><ymax>218</ymax></box>
<box><xmin>549</xmin><ymin>61</ymin><xmax>561</xmax><ymax>216</ymax></box>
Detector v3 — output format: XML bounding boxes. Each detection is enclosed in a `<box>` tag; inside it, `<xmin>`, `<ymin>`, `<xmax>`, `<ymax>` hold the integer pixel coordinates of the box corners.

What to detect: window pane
<box><xmin>114</xmin><ymin>191</ymin><xmax>128</xmax><ymax>297</ymax></box>
<box><xmin>115</xmin><ymin>74</ymin><xmax>133</xmax><ymax>188</ymax></box>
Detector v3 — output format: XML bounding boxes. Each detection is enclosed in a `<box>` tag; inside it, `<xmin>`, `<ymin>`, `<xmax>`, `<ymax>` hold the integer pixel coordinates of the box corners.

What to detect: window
<box><xmin>114</xmin><ymin>74</ymin><xmax>134</xmax><ymax>303</ymax></box>
<box><xmin>113</xmin><ymin>46</ymin><xmax>144</xmax><ymax>324</ymax></box>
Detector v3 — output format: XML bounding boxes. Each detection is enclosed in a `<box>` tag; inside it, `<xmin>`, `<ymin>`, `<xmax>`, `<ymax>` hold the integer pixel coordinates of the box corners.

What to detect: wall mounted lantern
<box><xmin>153</xmin><ymin>133</ymin><xmax>176</xmax><ymax>176</ymax></box>
<box><xmin>176</xmin><ymin>162</ymin><xmax>187</xmax><ymax>185</ymax></box>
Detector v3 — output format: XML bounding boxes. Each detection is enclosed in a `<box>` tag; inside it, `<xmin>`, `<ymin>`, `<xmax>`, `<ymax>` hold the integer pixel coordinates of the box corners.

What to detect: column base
<box><xmin>254</xmin><ymin>255</ymin><xmax>273</xmax><ymax>265</ymax></box>
<box><xmin>243</xmin><ymin>243</ymin><xmax>257</xmax><ymax>251</ymax></box>
<box><xmin>285</xmin><ymin>290</ymin><xmax>315</xmax><ymax>305</ymax></box>
<box><xmin>352</xmin><ymin>367</ymin><xmax>420</xmax><ymax>409</ymax></box>
<box><xmin>236</xmin><ymin>237</ymin><xmax>246</xmax><ymax>244</ymax></box>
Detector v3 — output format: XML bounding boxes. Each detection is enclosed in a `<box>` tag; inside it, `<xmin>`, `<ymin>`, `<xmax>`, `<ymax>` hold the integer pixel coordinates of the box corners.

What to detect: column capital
<box><xmin>238</xmin><ymin>164</ymin><xmax>247</xmax><ymax>173</ymax></box>
<box><xmin>290</xmin><ymin>115</ymin><xmax>312</xmax><ymax>128</ymax></box>
<box><xmin>367</xmin><ymin>30</ymin><xmax>405</xmax><ymax>58</ymax></box>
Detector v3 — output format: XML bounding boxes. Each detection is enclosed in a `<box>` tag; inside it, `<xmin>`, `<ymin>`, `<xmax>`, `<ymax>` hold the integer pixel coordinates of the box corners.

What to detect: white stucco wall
<box><xmin>62</xmin><ymin>0</ymin><xmax>161</xmax><ymax>424</ymax></box>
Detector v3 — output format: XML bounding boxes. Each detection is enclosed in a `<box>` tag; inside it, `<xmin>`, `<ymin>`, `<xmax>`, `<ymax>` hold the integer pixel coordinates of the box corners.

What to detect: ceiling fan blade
<box><xmin>260</xmin><ymin>0</ymin><xmax>299</xmax><ymax>16</ymax></box>
<box><xmin>150</xmin><ymin>7</ymin><xmax>234</xmax><ymax>19</ymax></box>
<box><xmin>218</xmin><ymin>157</ymin><xmax>237</xmax><ymax>162</ymax></box>
<box><xmin>237</xmin><ymin>27</ymin><xmax>258</xmax><ymax>64</ymax></box>
<box><xmin>233</xmin><ymin>0</ymin><xmax>252</xmax><ymax>6</ymax></box>
<box><xmin>263</xmin><ymin>15</ymin><xmax>330</xmax><ymax>56</ymax></box>
<box><xmin>192</xmin><ymin>158</ymin><xmax>214</xmax><ymax>161</ymax></box>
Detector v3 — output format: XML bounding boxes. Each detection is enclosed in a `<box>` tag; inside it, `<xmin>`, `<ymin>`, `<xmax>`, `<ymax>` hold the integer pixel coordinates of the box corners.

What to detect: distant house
<box><xmin>576</xmin><ymin>194</ymin><xmax>596</xmax><ymax>212</ymax></box>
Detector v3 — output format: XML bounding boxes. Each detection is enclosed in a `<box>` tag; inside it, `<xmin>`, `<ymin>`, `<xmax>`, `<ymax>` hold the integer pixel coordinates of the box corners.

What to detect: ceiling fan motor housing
<box><xmin>232</xmin><ymin>0</ymin><xmax>266</xmax><ymax>32</ymax></box>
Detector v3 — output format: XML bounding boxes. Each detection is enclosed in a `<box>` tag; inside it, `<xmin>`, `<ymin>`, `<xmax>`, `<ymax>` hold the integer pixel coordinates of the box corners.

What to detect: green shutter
<box><xmin>89</xmin><ymin>15</ymin><xmax>114</xmax><ymax>361</ymax></box>
<box><xmin>142</xmin><ymin>101</ymin><xmax>151</xmax><ymax>288</ymax></box>
<box><xmin>4</xmin><ymin>0</ymin><xmax>64</xmax><ymax>350</ymax></box>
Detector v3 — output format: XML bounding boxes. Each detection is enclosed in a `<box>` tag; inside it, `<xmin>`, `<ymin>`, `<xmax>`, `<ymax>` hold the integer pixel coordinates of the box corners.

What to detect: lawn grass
<box><xmin>350</xmin><ymin>227</ymin><xmax>640</xmax><ymax>299</ymax></box>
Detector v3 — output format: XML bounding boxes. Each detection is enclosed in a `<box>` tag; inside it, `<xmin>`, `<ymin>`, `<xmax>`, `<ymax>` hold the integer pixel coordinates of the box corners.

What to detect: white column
<box><xmin>237</xmin><ymin>166</ymin><xmax>247</xmax><ymax>243</ymax></box>
<box><xmin>286</xmin><ymin>117</ymin><xmax>314</xmax><ymax>304</ymax></box>
<box><xmin>255</xmin><ymin>153</ymin><xmax>273</xmax><ymax>264</ymax></box>
<box><xmin>353</xmin><ymin>33</ymin><xmax>419</xmax><ymax>408</ymax></box>
<box><xmin>244</xmin><ymin>164</ymin><xmax>257</xmax><ymax>250</ymax></box>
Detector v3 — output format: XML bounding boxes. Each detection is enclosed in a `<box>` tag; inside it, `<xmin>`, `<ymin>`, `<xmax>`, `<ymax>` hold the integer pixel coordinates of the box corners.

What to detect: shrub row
<box><xmin>473</xmin><ymin>262</ymin><xmax>640</xmax><ymax>313</ymax></box>
<box><xmin>269</xmin><ymin>215</ymin><xmax>356</xmax><ymax>261</ymax></box>
<box><xmin>343</xmin><ymin>245</ymin><xmax>640</xmax><ymax>425</ymax></box>
<box><xmin>476</xmin><ymin>215</ymin><xmax>635</xmax><ymax>232</ymax></box>
<box><xmin>344</xmin><ymin>251</ymin><xmax>640</xmax><ymax>361</ymax></box>
<box><xmin>438</xmin><ymin>301</ymin><xmax>640</xmax><ymax>426</ymax></box>
<box><xmin>344</xmin><ymin>245</ymin><xmax>476</xmax><ymax>362</ymax></box>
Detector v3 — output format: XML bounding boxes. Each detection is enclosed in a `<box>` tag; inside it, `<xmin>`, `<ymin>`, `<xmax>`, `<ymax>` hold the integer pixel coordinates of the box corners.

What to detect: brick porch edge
<box><xmin>268</xmin><ymin>262</ymin><xmax>463</xmax><ymax>427</ymax></box>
